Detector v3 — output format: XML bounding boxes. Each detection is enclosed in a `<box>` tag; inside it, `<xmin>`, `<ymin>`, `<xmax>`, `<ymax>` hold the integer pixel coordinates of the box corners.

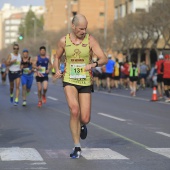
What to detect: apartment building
<box><xmin>0</xmin><ymin>3</ymin><xmax>45</xmax><ymax>49</ymax></box>
<box><xmin>44</xmin><ymin>0</ymin><xmax>114</xmax><ymax>32</ymax></box>
<box><xmin>114</xmin><ymin>0</ymin><xmax>155</xmax><ymax>19</ymax></box>
<box><xmin>3</xmin><ymin>13</ymin><xmax>24</xmax><ymax>47</ymax></box>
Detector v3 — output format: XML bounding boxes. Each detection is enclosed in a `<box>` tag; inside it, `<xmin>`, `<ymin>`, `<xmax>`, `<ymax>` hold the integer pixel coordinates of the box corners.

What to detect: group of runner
<box><xmin>2</xmin><ymin>44</ymin><xmax>51</xmax><ymax>107</ymax></box>
<box><xmin>93</xmin><ymin>53</ymin><xmax>170</xmax><ymax>101</ymax></box>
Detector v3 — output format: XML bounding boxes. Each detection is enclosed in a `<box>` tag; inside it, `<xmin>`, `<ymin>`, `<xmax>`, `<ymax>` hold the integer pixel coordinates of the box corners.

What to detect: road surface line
<box><xmin>147</xmin><ymin>148</ymin><xmax>170</xmax><ymax>159</ymax></box>
<box><xmin>30</xmin><ymin>162</ymin><xmax>47</xmax><ymax>165</ymax></box>
<box><xmin>25</xmin><ymin>168</ymin><xmax>48</xmax><ymax>170</ymax></box>
<box><xmin>47</xmin><ymin>96</ymin><xmax>58</xmax><ymax>101</ymax></box>
<box><xmin>98</xmin><ymin>112</ymin><xmax>126</xmax><ymax>122</ymax></box>
<box><xmin>47</xmin><ymin>107</ymin><xmax>148</xmax><ymax>149</ymax></box>
<box><xmin>156</xmin><ymin>132</ymin><xmax>170</xmax><ymax>138</ymax></box>
<box><xmin>97</xmin><ymin>91</ymin><xmax>170</xmax><ymax>105</ymax></box>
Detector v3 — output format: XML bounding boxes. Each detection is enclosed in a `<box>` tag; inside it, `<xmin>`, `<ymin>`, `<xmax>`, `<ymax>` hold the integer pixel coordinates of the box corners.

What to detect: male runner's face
<box><xmin>40</xmin><ymin>49</ymin><xmax>46</xmax><ymax>56</ymax></box>
<box><xmin>74</xmin><ymin>22</ymin><xmax>87</xmax><ymax>39</ymax></box>
<box><xmin>23</xmin><ymin>52</ymin><xmax>28</xmax><ymax>58</ymax></box>
<box><xmin>13</xmin><ymin>46</ymin><xmax>19</xmax><ymax>54</ymax></box>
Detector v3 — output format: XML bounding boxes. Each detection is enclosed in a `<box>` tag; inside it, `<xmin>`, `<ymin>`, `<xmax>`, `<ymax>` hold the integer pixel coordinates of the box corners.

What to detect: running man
<box><xmin>155</xmin><ymin>53</ymin><xmax>164</xmax><ymax>99</ymax></box>
<box><xmin>0</xmin><ymin>58</ymin><xmax>7</xmax><ymax>85</ymax></box>
<box><xmin>33</xmin><ymin>46</ymin><xmax>51</xmax><ymax>107</ymax></box>
<box><xmin>20</xmin><ymin>49</ymin><xmax>34</xmax><ymax>106</ymax></box>
<box><xmin>6</xmin><ymin>43</ymin><xmax>21</xmax><ymax>106</ymax></box>
<box><xmin>105</xmin><ymin>55</ymin><xmax>115</xmax><ymax>92</ymax></box>
<box><xmin>54</xmin><ymin>14</ymin><xmax>108</xmax><ymax>158</ymax></box>
<box><xmin>162</xmin><ymin>54</ymin><xmax>170</xmax><ymax>102</ymax></box>
<box><xmin>129</xmin><ymin>58</ymin><xmax>139</xmax><ymax>97</ymax></box>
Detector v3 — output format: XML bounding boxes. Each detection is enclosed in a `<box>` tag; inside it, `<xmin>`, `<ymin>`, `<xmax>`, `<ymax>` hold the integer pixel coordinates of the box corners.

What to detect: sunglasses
<box><xmin>13</xmin><ymin>48</ymin><xmax>19</xmax><ymax>50</ymax></box>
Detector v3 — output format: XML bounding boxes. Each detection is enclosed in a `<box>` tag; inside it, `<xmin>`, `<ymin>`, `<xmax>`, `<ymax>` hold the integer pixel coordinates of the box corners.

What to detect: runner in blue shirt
<box><xmin>21</xmin><ymin>49</ymin><xmax>34</xmax><ymax>106</ymax></box>
<box><xmin>105</xmin><ymin>55</ymin><xmax>115</xmax><ymax>92</ymax></box>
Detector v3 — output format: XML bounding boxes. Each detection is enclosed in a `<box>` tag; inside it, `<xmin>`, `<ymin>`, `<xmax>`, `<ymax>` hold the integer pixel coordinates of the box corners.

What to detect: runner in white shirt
<box><xmin>6</xmin><ymin>44</ymin><xmax>21</xmax><ymax>106</ymax></box>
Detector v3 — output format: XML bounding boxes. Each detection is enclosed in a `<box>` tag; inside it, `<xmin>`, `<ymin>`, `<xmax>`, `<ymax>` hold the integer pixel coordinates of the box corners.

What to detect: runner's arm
<box><xmin>54</xmin><ymin>36</ymin><xmax>65</xmax><ymax>76</ymax></box>
<box><xmin>89</xmin><ymin>35</ymin><xmax>108</xmax><ymax>68</ymax></box>
<box><xmin>6</xmin><ymin>54</ymin><xmax>16</xmax><ymax>66</ymax></box>
<box><xmin>32</xmin><ymin>56</ymin><xmax>38</xmax><ymax>71</ymax></box>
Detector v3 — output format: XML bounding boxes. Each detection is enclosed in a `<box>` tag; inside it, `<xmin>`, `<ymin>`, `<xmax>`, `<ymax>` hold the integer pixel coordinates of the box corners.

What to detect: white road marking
<box><xmin>25</xmin><ymin>168</ymin><xmax>48</xmax><ymax>170</ymax></box>
<box><xmin>47</xmin><ymin>96</ymin><xmax>58</xmax><ymax>101</ymax></box>
<box><xmin>147</xmin><ymin>148</ymin><xmax>170</xmax><ymax>159</ymax></box>
<box><xmin>156</xmin><ymin>132</ymin><xmax>170</xmax><ymax>138</ymax></box>
<box><xmin>0</xmin><ymin>147</ymin><xmax>43</xmax><ymax>161</ymax></box>
<box><xmin>98</xmin><ymin>112</ymin><xmax>126</xmax><ymax>122</ymax></box>
<box><xmin>34</xmin><ymin>92</ymin><xmax>38</xmax><ymax>95</ymax></box>
<box><xmin>30</xmin><ymin>162</ymin><xmax>47</xmax><ymax>165</ymax></box>
<box><xmin>81</xmin><ymin>148</ymin><xmax>129</xmax><ymax>160</ymax></box>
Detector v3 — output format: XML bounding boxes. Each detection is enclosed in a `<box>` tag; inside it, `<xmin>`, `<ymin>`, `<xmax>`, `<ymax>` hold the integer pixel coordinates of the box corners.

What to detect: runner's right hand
<box><xmin>54</xmin><ymin>70</ymin><xmax>63</xmax><ymax>79</ymax></box>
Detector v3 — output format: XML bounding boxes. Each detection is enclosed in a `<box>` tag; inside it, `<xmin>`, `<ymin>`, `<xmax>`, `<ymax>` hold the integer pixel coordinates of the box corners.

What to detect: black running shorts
<box><xmin>63</xmin><ymin>82</ymin><xmax>92</xmax><ymax>93</ymax></box>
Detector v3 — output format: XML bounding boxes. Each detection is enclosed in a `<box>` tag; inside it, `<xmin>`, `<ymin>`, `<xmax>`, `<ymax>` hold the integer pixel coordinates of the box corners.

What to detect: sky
<box><xmin>0</xmin><ymin>0</ymin><xmax>44</xmax><ymax>9</ymax></box>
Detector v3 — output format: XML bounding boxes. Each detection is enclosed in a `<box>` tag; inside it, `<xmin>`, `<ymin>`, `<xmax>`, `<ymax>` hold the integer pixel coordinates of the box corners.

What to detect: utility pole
<box><xmin>104</xmin><ymin>0</ymin><xmax>108</xmax><ymax>53</ymax></box>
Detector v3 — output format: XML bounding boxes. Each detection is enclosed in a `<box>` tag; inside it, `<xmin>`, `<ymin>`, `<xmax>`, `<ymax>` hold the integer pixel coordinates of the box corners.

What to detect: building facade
<box><xmin>3</xmin><ymin>13</ymin><xmax>24</xmax><ymax>47</ymax></box>
<box><xmin>0</xmin><ymin>3</ymin><xmax>45</xmax><ymax>49</ymax></box>
<box><xmin>44</xmin><ymin>0</ymin><xmax>114</xmax><ymax>32</ymax></box>
<box><xmin>114</xmin><ymin>0</ymin><xmax>155</xmax><ymax>19</ymax></box>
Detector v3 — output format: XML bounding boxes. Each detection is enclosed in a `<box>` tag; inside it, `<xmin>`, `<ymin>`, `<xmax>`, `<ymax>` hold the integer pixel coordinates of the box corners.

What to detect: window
<box><xmin>115</xmin><ymin>7</ymin><xmax>118</xmax><ymax>19</ymax></box>
<box><xmin>10</xmin><ymin>26</ymin><xmax>18</xmax><ymax>31</ymax></box>
<box><xmin>120</xmin><ymin>4</ymin><xmax>126</xmax><ymax>17</ymax></box>
<box><xmin>5</xmin><ymin>20</ymin><xmax>10</xmax><ymax>24</ymax></box>
<box><xmin>128</xmin><ymin>0</ymin><xmax>133</xmax><ymax>13</ymax></box>
<box><xmin>72</xmin><ymin>11</ymin><xmax>77</xmax><ymax>16</ymax></box>
<box><xmin>5</xmin><ymin>39</ymin><xmax>10</xmax><ymax>44</ymax></box>
<box><xmin>5</xmin><ymin>32</ymin><xmax>10</xmax><ymax>37</ymax></box>
<box><xmin>10</xmin><ymin>32</ymin><xmax>17</xmax><ymax>37</ymax></box>
<box><xmin>10</xmin><ymin>19</ymin><xmax>21</xmax><ymax>24</ymax></box>
<box><xmin>99</xmin><ymin>12</ymin><xmax>104</xmax><ymax>16</ymax></box>
<box><xmin>5</xmin><ymin>26</ymin><xmax>10</xmax><ymax>31</ymax></box>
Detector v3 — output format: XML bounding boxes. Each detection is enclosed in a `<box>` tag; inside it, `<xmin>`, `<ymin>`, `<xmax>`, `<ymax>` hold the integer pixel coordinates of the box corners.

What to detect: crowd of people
<box><xmin>92</xmin><ymin>53</ymin><xmax>170</xmax><ymax>102</ymax></box>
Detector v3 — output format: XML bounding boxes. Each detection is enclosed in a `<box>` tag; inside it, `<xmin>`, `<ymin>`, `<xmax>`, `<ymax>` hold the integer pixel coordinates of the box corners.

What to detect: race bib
<box><xmin>23</xmin><ymin>68</ymin><xmax>29</xmax><ymax>74</ymax></box>
<box><xmin>14</xmin><ymin>61</ymin><xmax>20</xmax><ymax>65</ymax></box>
<box><xmin>70</xmin><ymin>64</ymin><xmax>86</xmax><ymax>79</ymax></box>
<box><xmin>38</xmin><ymin>66</ymin><xmax>46</xmax><ymax>74</ymax></box>
<box><xmin>1</xmin><ymin>68</ymin><xmax>6</xmax><ymax>72</ymax></box>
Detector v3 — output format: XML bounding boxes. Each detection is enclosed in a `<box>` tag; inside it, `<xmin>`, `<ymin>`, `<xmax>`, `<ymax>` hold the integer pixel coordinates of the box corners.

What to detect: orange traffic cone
<box><xmin>151</xmin><ymin>87</ymin><xmax>158</xmax><ymax>101</ymax></box>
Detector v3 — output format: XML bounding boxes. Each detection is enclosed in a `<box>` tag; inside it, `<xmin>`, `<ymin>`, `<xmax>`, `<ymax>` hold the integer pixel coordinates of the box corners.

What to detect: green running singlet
<box><xmin>63</xmin><ymin>33</ymin><xmax>92</xmax><ymax>86</ymax></box>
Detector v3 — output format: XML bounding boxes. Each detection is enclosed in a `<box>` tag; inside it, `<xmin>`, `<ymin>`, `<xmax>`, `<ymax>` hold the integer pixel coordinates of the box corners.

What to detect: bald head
<box><xmin>72</xmin><ymin>14</ymin><xmax>88</xmax><ymax>26</ymax></box>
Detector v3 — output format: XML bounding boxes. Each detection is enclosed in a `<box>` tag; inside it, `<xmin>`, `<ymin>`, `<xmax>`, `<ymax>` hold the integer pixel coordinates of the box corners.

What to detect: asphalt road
<box><xmin>0</xmin><ymin>78</ymin><xmax>170</xmax><ymax>170</ymax></box>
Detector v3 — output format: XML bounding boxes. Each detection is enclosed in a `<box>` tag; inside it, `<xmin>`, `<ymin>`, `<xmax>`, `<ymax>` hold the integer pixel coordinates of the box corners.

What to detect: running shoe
<box><xmin>42</xmin><ymin>95</ymin><xmax>46</xmax><ymax>104</ymax></box>
<box><xmin>22</xmin><ymin>101</ymin><xmax>27</xmax><ymax>106</ymax></box>
<box><xmin>14</xmin><ymin>101</ymin><xmax>19</xmax><ymax>106</ymax></box>
<box><xmin>37</xmin><ymin>101</ymin><xmax>42</xmax><ymax>107</ymax></box>
<box><xmin>80</xmin><ymin>125</ymin><xmax>87</xmax><ymax>140</ymax></box>
<box><xmin>70</xmin><ymin>147</ymin><xmax>81</xmax><ymax>159</ymax></box>
<box><xmin>10</xmin><ymin>96</ymin><xmax>13</xmax><ymax>103</ymax></box>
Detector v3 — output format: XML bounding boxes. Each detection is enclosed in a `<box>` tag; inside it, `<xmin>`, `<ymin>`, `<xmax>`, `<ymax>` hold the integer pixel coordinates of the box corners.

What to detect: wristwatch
<box><xmin>93</xmin><ymin>61</ymin><xmax>98</xmax><ymax>67</ymax></box>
